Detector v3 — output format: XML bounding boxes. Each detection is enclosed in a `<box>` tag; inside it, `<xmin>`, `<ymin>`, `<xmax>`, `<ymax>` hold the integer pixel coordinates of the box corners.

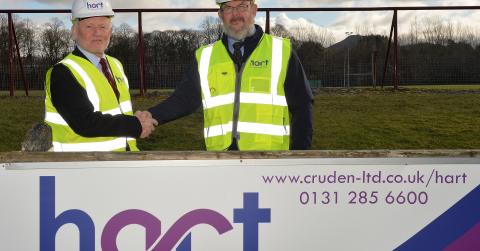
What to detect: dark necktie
<box><xmin>233</xmin><ymin>42</ymin><xmax>244</xmax><ymax>67</ymax></box>
<box><xmin>99</xmin><ymin>58</ymin><xmax>120</xmax><ymax>100</ymax></box>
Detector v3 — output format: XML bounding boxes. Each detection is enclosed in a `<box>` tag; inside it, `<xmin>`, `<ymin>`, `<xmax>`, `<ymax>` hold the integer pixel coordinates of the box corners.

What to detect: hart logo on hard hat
<box><xmin>86</xmin><ymin>2</ymin><xmax>104</xmax><ymax>10</ymax></box>
<box><xmin>71</xmin><ymin>0</ymin><xmax>114</xmax><ymax>21</ymax></box>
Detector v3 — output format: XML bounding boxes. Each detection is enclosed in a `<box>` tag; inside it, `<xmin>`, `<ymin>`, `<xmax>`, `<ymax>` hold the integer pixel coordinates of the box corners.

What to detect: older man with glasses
<box><xmin>144</xmin><ymin>0</ymin><xmax>313</xmax><ymax>151</ymax></box>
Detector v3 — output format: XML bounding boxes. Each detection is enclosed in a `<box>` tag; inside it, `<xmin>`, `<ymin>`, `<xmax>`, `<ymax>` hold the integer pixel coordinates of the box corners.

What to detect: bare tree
<box><xmin>420</xmin><ymin>16</ymin><xmax>455</xmax><ymax>45</ymax></box>
<box><xmin>0</xmin><ymin>14</ymin><xmax>7</xmax><ymax>88</ymax></box>
<box><xmin>109</xmin><ymin>23</ymin><xmax>137</xmax><ymax>63</ymax></box>
<box><xmin>174</xmin><ymin>29</ymin><xmax>201</xmax><ymax>61</ymax></box>
<box><xmin>15</xmin><ymin>18</ymin><xmax>37</xmax><ymax>61</ymax></box>
<box><xmin>405</xmin><ymin>16</ymin><xmax>420</xmax><ymax>45</ymax></box>
<box><xmin>454</xmin><ymin>22</ymin><xmax>479</xmax><ymax>47</ymax></box>
<box><xmin>354</xmin><ymin>24</ymin><xmax>379</xmax><ymax>36</ymax></box>
<box><xmin>271</xmin><ymin>24</ymin><xmax>291</xmax><ymax>39</ymax></box>
<box><xmin>290</xmin><ymin>23</ymin><xmax>334</xmax><ymax>47</ymax></box>
<box><xmin>444</xmin><ymin>20</ymin><xmax>454</xmax><ymax>44</ymax></box>
<box><xmin>144</xmin><ymin>30</ymin><xmax>162</xmax><ymax>65</ymax></box>
<box><xmin>39</xmin><ymin>17</ymin><xmax>71</xmax><ymax>65</ymax></box>
<box><xmin>402</xmin><ymin>15</ymin><xmax>480</xmax><ymax>47</ymax></box>
<box><xmin>114</xmin><ymin>22</ymin><xmax>136</xmax><ymax>40</ymax></box>
<box><xmin>0</xmin><ymin>15</ymin><xmax>10</xmax><ymax>62</ymax></box>
<box><xmin>199</xmin><ymin>16</ymin><xmax>222</xmax><ymax>45</ymax></box>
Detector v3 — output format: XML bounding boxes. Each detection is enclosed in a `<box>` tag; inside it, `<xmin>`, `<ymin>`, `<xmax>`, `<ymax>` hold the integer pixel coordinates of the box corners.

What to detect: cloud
<box><xmin>3</xmin><ymin>0</ymin><xmax>480</xmax><ymax>43</ymax></box>
<box><xmin>140</xmin><ymin>12</ymin><xmax>218</xmax><ymax>31</ymax></box>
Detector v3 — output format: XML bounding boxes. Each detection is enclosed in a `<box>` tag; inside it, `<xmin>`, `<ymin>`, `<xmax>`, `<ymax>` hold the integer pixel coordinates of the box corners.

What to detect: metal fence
<box><xmin>4</xmin><ymin>59</ymin><xmax>479</xmax><ymax>92</ymax></box>
<box><xmin>2</xmin><ymin>6</ymin><xmax>480</xmax><ymax>95</ymax></box>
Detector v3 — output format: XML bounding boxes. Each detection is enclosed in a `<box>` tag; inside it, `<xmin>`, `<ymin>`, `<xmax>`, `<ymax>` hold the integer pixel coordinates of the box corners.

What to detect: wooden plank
<box><xmin>1</xmin><ymin>150</ymin><xmax>479</xmax><ymax>163</ymax></box>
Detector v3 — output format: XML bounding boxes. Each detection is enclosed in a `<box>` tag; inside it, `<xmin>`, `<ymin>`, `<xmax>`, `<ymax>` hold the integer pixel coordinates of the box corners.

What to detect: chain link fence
<box><xmin>2</xmin><ymin>58</ymin><xmax>480</xmax><ymax>92</ymax></box>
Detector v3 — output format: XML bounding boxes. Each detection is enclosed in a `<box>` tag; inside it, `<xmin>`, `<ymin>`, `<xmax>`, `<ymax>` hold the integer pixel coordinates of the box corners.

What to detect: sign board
<box><xmin>0</xmin><ymin>158</ymin><xmax>479</xmax><ymax>251</ymax></box>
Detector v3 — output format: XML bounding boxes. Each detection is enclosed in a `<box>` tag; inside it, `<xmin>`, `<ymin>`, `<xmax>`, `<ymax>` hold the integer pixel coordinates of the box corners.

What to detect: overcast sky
<box><xmin>2</xmin><ymin>0</ymin><xmax>480</xmax><ymax>42</ymax></box>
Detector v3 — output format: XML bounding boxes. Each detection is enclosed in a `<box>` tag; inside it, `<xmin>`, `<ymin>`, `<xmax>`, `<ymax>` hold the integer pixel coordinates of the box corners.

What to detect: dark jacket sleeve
<box><xmin>148</xmin><ymin>60</ymin><xmax>202</xmax><ymax>123</ymax></box>
<box><xmin>50</xmin><ymin>64</ymin><xmax>142</xmax><ymax>138</ymax></box>
<box><xmin>285</xmin><ymin>49</ymin><xmax>314</xmax><ymax>150</ymax></box>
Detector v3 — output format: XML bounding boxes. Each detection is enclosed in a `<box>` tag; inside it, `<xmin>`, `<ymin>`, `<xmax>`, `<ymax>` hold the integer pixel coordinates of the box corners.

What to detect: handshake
<box><xmin>135</xmin><ymin>111</ymin><xmax>158</xmax><ymax>138</ymax></box>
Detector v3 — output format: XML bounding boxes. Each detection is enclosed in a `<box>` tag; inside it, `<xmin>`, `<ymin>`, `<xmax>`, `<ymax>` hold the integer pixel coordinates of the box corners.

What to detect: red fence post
<box><xmin>8</xmin><ymin>13</ymin><xmax>15</xmax><ymax>96</ymax></box>
<box><xmin>11</xmin><ymin>17</ymin><xmax>29</xmax><ymax>96</ymax></box>
<box><xmin>393</xmin><ymin>10</ymin><xmax>399</xmax><ymax>90</ymax></box>
<box><xmin>381</xmin><ymin>11</ymin><xmax>395</xmax><ymax>89</ymax></box>
<box><xmin>265</xmin><ymin>10</ymin><xmax>270</xmax><ymax>34</ymax></box>
<box><xmin>137</xmin><ymin>11</ymin><xmax>146</xmax><ymax>96</ymax></box>
<box><xmin>382</xmin><ymin>10</ymin><xmax>400</xmax><ymax>90</ymax></box>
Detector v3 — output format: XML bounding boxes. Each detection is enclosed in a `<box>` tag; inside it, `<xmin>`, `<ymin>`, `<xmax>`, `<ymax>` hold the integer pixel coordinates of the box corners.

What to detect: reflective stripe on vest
<box><xmin>62</xmin><ymin>58</ymin><xmax>100</xmax><ymax>111</ymax></box>
<box><xmin>45</xmin><ymin>100</ymin><xmax>132</xmax><ymax>126</ymax></box>
<box><xmin>197</xmin><ymin>34</ymin><xmax>291</xmax><ymax>150</ymax></box>
<box><xmin>52</xmin><ymin>137</ymin><xmax>128</xmax><ymax>152</ymax></box>
<box><xmin>204</xmin><ymin>122</ymin><xmax>290</xmax><ymax>138</ymax></box>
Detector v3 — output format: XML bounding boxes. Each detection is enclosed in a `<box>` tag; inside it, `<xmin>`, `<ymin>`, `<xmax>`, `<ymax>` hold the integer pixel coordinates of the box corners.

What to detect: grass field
<box><xmin>2</xmin><ymin>86</ymin><xmax>480</xmax><ymax>152</ymax></box>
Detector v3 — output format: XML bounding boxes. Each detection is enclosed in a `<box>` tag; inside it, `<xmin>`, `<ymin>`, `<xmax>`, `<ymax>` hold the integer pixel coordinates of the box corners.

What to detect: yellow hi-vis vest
<box><xmin>44</xmin><ymin>53</ymin><xmax>139</xmax><ymax>152</ymax></box>
<box><xmin>196</xmin><ymin>34</ymin><xmax>291</xmax><ymax>151</ymax></box>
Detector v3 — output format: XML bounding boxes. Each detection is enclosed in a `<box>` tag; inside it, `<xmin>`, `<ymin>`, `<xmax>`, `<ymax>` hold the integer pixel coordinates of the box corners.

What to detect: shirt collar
<box><xmin>77</xmin><ymin>46</ymin><xmax>105</xmax><ymax>67</ymax></box>
<box><xmin>227</xmin><ymin>37</ymin><xmax>244</xmax><ymax>55</ymax></box>
<box><xmin>226</xmin><ymin>25</ymin><xmax>257</xmax><ymax>54</ymax></box>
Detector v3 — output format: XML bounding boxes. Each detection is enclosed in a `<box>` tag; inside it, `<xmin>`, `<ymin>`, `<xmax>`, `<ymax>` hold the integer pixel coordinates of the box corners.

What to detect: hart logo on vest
<box><xmin>115</xmin><ymin>76</ymin><xmax>124</xmax><ymax>83</ymax></box>
<box><xmin>250</xmin><ymin>59</ymin><xmax>269</xmax><ymax>68</ymax></box>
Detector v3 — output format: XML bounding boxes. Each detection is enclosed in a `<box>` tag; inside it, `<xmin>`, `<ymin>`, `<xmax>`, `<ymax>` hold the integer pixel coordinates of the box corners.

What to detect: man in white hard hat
<box><xmin>144</xmin><ymin>0</ymin><xmax>313</xmax><ymax>151</ymax></box>
<box><xmin>44</xmin><ymin>0</ymin><xmax>157</xmax><ymax>152</ymax></box>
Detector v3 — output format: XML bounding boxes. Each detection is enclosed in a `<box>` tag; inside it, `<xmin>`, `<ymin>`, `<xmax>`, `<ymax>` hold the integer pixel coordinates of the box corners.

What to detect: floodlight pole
<box><xmin>343</xmin><ymin>52</ymin><xmax>346</xmax><ymax>87</ymax></box>
<box><xmin>347</xmin><ymin>47</ymin><xmax>350</xmax><ymax>88</ymax></box>
<box><xmin>372</xmin><ymin>51</ymin><xmax>377</xmax><ymax>88</ymax></box>
<box><xmin>372</xmin><ymin>37</ymin><xmax>378</xmax><ymax>88</ymax></box>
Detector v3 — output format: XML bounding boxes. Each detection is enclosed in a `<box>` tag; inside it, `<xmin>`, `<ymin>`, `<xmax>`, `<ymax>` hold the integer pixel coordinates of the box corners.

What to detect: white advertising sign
<box><xmin>0</xmin><ymin>158</ymin><xmax>479</xmax><ymax>251</ymax></box>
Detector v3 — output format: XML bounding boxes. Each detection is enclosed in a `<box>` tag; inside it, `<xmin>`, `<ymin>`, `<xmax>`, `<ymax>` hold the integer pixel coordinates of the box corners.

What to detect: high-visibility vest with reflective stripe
<box><xmin>196</xmin><ymin>34</ymin><xmax>291</xmax><ymax>151</ymax></box>
<box><xmin>44</xmin><ymin>53</ymin><xmax>138</xmax><ymax>152</ymax></box>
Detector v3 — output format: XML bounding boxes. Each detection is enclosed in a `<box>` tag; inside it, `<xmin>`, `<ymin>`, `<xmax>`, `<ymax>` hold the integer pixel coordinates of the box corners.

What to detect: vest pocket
<box><xmin>247</xmin><ymin>77</ymin><xmax>271</xmax><ymax>93</ymax></box>
<box><xmin>211</xmin><ymin>63</ymin><xmax>234</xmax><ymax>95</ymax></box>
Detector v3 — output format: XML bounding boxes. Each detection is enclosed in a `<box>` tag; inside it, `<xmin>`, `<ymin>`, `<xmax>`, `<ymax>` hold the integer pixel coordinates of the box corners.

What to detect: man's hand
<box><xmin>135</xmin><ymin>111</ymin><xmax>158</xmax><ymax>138</ymax></box>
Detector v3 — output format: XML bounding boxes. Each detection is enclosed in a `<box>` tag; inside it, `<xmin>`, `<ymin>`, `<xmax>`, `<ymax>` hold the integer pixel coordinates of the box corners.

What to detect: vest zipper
<box><xmin>231</xmin><ymin>63</ymin><xmax>245</xmax><ymax>146</ymax></box>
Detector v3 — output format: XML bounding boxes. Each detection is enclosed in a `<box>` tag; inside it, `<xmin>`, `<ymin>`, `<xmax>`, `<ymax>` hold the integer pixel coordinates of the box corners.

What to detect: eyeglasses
<box><xmin>83</xmin><ymin>24</ymin><xmax>110</xmax><ymax>32</ymax></box>
<box><xmin>221</xmin><ymin>3</ymin><xmax>250</xmax><ymax>14</ymax></box>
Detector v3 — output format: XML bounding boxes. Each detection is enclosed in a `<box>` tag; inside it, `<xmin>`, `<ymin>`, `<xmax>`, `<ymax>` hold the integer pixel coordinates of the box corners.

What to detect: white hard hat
<box><xmin>71</xmin><ymin>0</ymin><xmax>114</xmax><ymax>20</ymax></box>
